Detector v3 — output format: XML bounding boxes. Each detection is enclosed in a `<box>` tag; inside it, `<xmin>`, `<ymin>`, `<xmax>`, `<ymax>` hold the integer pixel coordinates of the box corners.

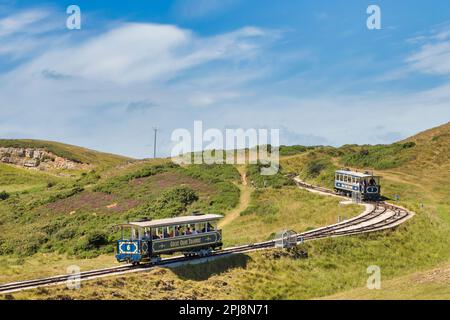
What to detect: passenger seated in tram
<box><xmin>185</xmin><ymin>227</ymin><xmax>192</xmax><ymax>235</ymax></box>
<box><xmin>369</xmin><ymin>178</ymin><xmax>376</xmax><ymax>186</ymax></box>
<box><xmin>151</xmin><ymin>229</ymin><xmax>159</xmax><ymax>239</ymax></box>
<box><xmin>192</xmin><ymin>227</ymin><xmax>198</xmax><ymax>235</ymax></box>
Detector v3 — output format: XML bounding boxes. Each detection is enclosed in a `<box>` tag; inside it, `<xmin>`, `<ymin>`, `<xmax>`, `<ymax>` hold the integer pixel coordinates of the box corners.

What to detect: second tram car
<box><xmin>115</xmin><ymin>213</ymin><xmax>223</xmax><ymax>264</ymax></box>
<box><xmin>334</xmin><ymin>169</ymin><xmax>381</xmax><ymax>201</ymax></box>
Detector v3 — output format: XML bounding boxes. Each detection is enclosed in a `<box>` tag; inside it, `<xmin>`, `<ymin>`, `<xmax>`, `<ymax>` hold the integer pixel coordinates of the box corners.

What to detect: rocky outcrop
<box><xmin>0</xmin><ymin>147</ymin><xmax>91</xmax><ymax>170</ymax></box>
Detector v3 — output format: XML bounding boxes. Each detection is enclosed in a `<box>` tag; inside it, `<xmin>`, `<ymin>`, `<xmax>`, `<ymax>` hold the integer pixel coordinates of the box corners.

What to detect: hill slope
<box><xmin>0</xmin><ymin>139</ymin><xmax>132</xmax><ymax>168</ymax></box>
<box><xmin>1</xmin><ymin>122</ymin><xmax>450</xmax><ymax>300</ymax></box>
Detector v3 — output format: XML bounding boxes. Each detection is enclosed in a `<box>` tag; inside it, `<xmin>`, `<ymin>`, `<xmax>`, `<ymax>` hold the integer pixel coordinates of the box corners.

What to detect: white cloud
<box><xmin>7</xmin><ymin>23</ymin><xmax>270</xmax><ymax>85</ymax></box>
<box><xmin>0</xmin><ymin>8</ymin><xmax>50</xmax><ymax>37</ymax></box>
<box><xmin>404</xmin><ymin>23</ymin><xmax>450</xmax><ymax>76</ymax></box>
<box><xmin>407</xmin><ymin>41</ymin><xmax>450</xmax><ymax>75</ymax></box>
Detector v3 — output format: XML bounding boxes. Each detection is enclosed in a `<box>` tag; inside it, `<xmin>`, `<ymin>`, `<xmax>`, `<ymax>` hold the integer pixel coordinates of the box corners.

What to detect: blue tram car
<box><xmin>334</xmin><ymin>169</ymin><xmax>381</xmax><ymax>201</ymax></box>
<box><xmin>115</xmin><ymin>214</ymin><xmax>223</xmax><ymax>264</ymax></box>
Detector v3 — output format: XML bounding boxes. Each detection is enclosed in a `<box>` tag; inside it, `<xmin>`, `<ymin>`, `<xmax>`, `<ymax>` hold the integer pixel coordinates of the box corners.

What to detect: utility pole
<box><xmin>153</xmin><ymin>127</ymin><xmax>158</xmax><ymax>158</ymax></box>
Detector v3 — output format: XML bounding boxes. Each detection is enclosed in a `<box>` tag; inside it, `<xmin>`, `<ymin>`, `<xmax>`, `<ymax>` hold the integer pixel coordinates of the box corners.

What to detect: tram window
<box><xmin>205</xmin><ymin>221</ymin><xmax>215</xmax><ymax>232</ymax></box>
<box><xmin>143</xmin><ymin>228</ymin><xmax>150</xmax><ymax>239</ymax></box>
<box><xmin>164</xmin><ymin>226</ymin><xmax>170</xmax><ymax>238</ymax></box>
<box><xmin>185</xmin><ymin>225</ymin><xmax>193</xmax><ymax>235</ymax></box>
<box><xmin>199</xmin><ymin>222</ymin><xmax>206</xmax><ymax>233</ymax></box>
<box><xmin>167</xmin><ymin>226</ymin><xmax>174</xmax><ymax>237</ymax></box>
<box><xmin>122</xmin><ymin>227</ymin><xmax>131</xmax><ymax>240</ymax></box>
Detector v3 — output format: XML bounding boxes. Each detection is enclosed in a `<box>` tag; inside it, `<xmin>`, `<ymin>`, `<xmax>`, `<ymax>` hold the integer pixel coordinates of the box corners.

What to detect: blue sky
<box><xmin>1</xmin><ymin>1</ymin><xmax>450</xmax><ymax>158</ymax></box>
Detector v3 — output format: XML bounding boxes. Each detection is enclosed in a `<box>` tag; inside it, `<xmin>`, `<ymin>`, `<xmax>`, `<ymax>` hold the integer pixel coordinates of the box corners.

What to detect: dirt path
<box><xmin>218</xmin><ymin>166</ymin><xmax>251</xmax><ymax>228</ymax></box>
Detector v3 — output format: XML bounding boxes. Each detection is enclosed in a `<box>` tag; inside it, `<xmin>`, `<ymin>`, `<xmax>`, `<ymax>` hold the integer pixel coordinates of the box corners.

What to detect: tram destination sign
<box><xmin>152</xmin><ymin>232</ymin><xmax>220</xmax><ymax>253</ymax></box>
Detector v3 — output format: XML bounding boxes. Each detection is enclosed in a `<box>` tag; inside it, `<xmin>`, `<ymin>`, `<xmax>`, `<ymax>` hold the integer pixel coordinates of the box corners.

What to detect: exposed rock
<box><xmin>0</xmin><ymin>147</ymin><xmax>92</xmax><ymax>171</ymax></box>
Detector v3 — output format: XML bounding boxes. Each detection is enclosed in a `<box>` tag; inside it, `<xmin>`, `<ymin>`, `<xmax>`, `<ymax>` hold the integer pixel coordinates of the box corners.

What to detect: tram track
<box><xmin>0</xmin><ymin>178</ymin><xmax>414</xmax><ymax>294</ymax></box>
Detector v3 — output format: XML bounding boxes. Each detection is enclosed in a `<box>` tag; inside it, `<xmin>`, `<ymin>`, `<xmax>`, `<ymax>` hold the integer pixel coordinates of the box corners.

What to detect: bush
<box><xmin>44</xmin><ymin>186</ymin><xmax>84</xmax><ymax>204</ymax></box>
<box><xmin>182</xmin><ymin>164</ymin><xmax>241</xmax><ymax>183</ymax></box>
<box><xmin>279</xmin><ymin>145</ymin><xmax>309</xmax><ymax>156</ymax></box>
<box><xmin>46</xmin><ymin>181</ymin><xmax>56</xmax><ymax>188</ymax></box>
<box><xmin>77</xmin><ymin>231</ymin><xmax>109</xmax><ymax>251</ymax></box>
<box><xmin>340</xmin><ymin>143</ymin><xmax>415</xmax><ymax>170</ymax></box>
<box><xmin>305</xmin><ymin>161</ymin><xmax>327</xmax><ymax>178</ymax></box>
<box><xmin>93</xmin><ymin>163</ymin><xmax>178</xmax><ymax>194</ymax></box>
<box><xmin>142</xmin><ymin>187</ymin><xmax>199</xmax><ymax>218</ymax></box>
<box><xmin>160</xmin><ymin>186</ymin><xmax>199</xmax><ymax>207</ymax></box>
<box><xmin>246</xmin><ymin>163</ymin><xmax>294</xmax><ymax>188</ymax></box>
<box><xmin>0</xmin><ymin>191</ymin><xmax>10</xmax><ymax>201</ymax></box>
<box><xmin>402</xmin><ymin>141</ymin><xmax>416</xmax><ymax>149</ymax></box>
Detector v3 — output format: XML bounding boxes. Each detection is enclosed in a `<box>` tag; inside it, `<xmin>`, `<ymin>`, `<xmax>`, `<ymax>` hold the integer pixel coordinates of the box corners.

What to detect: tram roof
<box><xmin>120</xmin><ymin>214</ymin><xmax>223</xmax><ymax>228</ymax></box>
<box><xmin>335</xmin><ymin>170</ymin><xmax>378</xmax><ymax>178</ymax></box>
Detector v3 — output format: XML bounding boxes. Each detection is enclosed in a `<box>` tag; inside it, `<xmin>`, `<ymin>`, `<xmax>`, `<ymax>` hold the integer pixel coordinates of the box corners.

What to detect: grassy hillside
<box><xmin>222</xmin><ymin>187</ymin><xmax>361</xmax><ymax>247</ymax></box>
<box><xmin>1</xmin><ymin>122</ymin><xmax>449</xmax><ymax>300</ymax></box>
<box><xmin>0</xmin><ymin>160</ymin><xmax>240</xmax><ymax>261</ymax></box>
<box><xmin>0</xmin><ymin>163</ymin><xmax>66</xmax><ymax>193</ymax></box>
<box><xmin>8</xmin><ymin>199</ymin><xmax>450</xmax><ymax>300</ymax></box>
<box><xmin>321</xmin><ymin>261</ymin><xmax>450</xmax><ymax>300</ymax></box>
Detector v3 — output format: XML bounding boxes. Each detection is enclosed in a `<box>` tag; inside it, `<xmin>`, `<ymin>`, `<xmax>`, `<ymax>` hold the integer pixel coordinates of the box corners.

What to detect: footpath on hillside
<box><xmin>218</xmin><ymin>166</ymin><xmax>251</xmax><ymax>228</ymax></box>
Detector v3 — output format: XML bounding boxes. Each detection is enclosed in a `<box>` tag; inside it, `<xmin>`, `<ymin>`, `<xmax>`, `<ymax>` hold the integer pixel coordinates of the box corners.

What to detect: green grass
<box><xmin>0</xmin><ymin>163</ymin><xmax>64</xmax><ymax>193</ymax></box>
<box><xmin>339</xmin><ymin>142</ymin><xmax>416</xmax><ymax>170</ymax></box>
<box><xmin>222</xmin><ymin>187</ymin><xmax>361</xmax><ymax>247</ymax></box>
<box><xmin>0</xmin><ymin>161</ymin><xmax>240</xmax><ymax>259</ymax></box>
<box><xmin>279</xmin><ymin>145</ymin><xmax>316</xmax><ymax>157</ymax></box>
<box><xmin>8</xmin><ymin>209</ymin><xmax>449</xmax><ymax>300</ymax></box>
<box><xmin>321</xmin><ymin>261</ymin><xmax>450</xmax><ymax>300</ymax></box>
<box><xmin>246</xmin><ymin>163</ymin><xmax>295</xmax><ymax>188</ymax></box>
<box><xmin>1</xmin><ymin>122</ymin><xmax>450</xmax><ymax>300</ymax></box>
